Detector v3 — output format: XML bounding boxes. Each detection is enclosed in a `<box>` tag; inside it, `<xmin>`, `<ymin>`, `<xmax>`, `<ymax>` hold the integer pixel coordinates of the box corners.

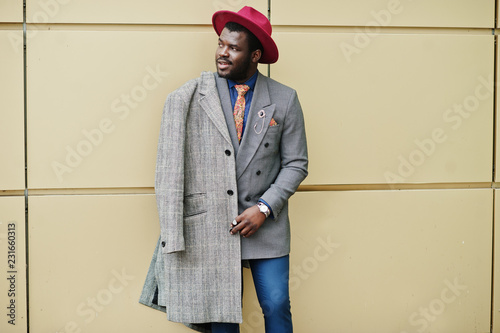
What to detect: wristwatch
<box><xmin>257</xmin><ymin>202</ymin><xmax>270</xmax><ymax>218</ymax></box>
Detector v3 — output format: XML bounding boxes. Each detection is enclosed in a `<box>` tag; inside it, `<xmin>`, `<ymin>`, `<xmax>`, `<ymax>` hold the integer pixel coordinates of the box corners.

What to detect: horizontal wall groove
<box><xmin>299</xmin><ymin>182</ymin><xmax>494</xmax><ymax>191</ymax></box>
<box><xmin>16</xmin><ymin>183</ymin><xmax>500</xmax><ymax>196</ymax></box>
<box><xmin>8</xmin><ymin>23</ymin><xmax>495</xmax><ymax>35</ymax></box>
<box><xmin>0</xmin><ymin>190</ymin><xmax>26</xmax><ymax>196</ymax></box>
<box><xmin>275</xmin><ymin>25</ymin><xmax>494</xmax><ymax>35</ymax></box>
<box><xmin>22</xmin><ymin>23</ymin><xmax>215</xmax><ymax>32</ymax></box>
<box><xmin>0</xmin><ymin>23</ymin><xmax>24</xmax><ymax>29</ymax></box>
<box><xmin>27</xmin><ymin>187</ymin><xmax>155</xmax><ymax>196</ymax></box>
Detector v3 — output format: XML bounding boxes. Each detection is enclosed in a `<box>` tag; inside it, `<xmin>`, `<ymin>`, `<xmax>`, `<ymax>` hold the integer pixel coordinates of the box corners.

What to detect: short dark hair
<box><xmin>224</xmin><ymin>21</ymin><xmax>263</xmax><ymax>54</ymax></box>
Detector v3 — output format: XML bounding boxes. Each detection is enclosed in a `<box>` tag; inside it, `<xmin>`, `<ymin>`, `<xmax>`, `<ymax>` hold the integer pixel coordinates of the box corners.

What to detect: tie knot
<box><xmin>235</xmin><ymin>84</ymin><xmax>250</xmax><ymax>96</ymax></box>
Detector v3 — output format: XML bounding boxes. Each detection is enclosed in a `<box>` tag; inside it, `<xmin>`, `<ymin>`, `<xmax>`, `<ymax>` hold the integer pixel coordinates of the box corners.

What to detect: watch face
<box><xmin>258</xmin><ymin>203</ymin><xmax>269</xmax><ymax>216</ymax></box>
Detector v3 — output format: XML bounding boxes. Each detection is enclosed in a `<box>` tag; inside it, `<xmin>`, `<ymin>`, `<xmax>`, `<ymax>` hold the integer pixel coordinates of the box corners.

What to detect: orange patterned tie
<box><xmin>234</xmin><ymin>84</ymin><xmax>250</xmax><ymax>142</ymax></box>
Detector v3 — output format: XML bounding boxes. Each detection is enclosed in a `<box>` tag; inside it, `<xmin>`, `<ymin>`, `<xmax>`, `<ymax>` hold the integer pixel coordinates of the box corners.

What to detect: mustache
<box><xmin>217</xmin><ymin>57</ymin><xmax>232</xmax><ymax>64</ymax></box>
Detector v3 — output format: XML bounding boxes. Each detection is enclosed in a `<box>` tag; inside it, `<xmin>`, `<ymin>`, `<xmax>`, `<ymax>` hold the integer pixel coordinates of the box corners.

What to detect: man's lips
<box><xmin>217</xmin><ymin>58</ymin><xmax>232</xmax><ymax>70</ymax></box>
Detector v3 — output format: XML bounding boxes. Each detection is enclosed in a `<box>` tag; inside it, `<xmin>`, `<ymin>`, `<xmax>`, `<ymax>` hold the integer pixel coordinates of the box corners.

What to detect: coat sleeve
<box><xmin>155</xmin><ymin>89</ymin><xmax>188</xmax><ymax>253</ymax></box>
<box><xmin>260</xmin><ymin>90</ymin><xmax>308</xmax><ymax>218</ymax></box>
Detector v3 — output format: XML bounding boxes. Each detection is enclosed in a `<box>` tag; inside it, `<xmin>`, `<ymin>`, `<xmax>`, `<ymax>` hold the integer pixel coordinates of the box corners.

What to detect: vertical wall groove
<box><xmin>22</xmin><ymin>0</ymin><xmax>29</xmax><ymax>331</ymax></box>
<box><xmin>493</xmin><ymin>190</ymin><xmax>496</xmax><ymax>333</ymax></box>
<box><xmin>267</xmin><ymin>0</ymin><xmax>271</xmax><ymax>77</ymax></box>
<box><xmin>491</xmin><ymin>1</ymin><xmax>498</xmax><ymax>330</ymax></box>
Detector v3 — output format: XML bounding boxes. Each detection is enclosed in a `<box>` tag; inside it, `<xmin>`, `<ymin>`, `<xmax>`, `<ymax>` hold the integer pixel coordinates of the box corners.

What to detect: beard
<box><xmin>216</xmin><ymin>53</ymin><xmax>252</xmax><ymax>82</ymax></box>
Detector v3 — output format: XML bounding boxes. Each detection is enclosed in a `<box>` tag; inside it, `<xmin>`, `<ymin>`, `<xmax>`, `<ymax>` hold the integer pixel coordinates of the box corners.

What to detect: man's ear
<box><xmin>251</xmin><ymin>49</ymin><xmax>262</xmax><ymax>63</ymax></box>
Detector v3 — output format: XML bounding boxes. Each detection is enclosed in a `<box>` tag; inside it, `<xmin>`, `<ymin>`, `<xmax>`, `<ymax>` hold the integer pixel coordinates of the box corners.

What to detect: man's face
<box><xmin>215</xmin><ymin>28</ymin><xmax>254</xmax><ymax>83</ymax></box>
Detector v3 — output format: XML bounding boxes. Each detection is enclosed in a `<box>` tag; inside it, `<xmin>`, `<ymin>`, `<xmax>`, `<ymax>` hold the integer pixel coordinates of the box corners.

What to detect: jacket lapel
<box><xmin>236</xmin><ymin>73</ymin><xmax>276</xmax><ymax>179</ymax></box>
<box><xmin>199</xmin><ymin>72</ymin><xmax>232</xmax><ymax>145</ymax></box>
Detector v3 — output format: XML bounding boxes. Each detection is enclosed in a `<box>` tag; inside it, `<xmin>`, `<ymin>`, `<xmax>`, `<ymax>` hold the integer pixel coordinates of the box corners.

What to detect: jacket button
<box><xmin>256</xmin><ymin>170</ymin><xmax>261</xmax><ymax>175</ymax></box>
<box><xmin>225</xmin><ymin>149</ymin><xmax>231</xmax><ymax>156</ymax></box>
<box><xmin>161</xmin><ymin>241</ymin><xmax>166</xmax><ymax>247</ymax></box>
<box><xmin>245</xmin><ymin>196</ymin><xmax>251</xmax><ymax>202</ymax></box>
<box><xmin>227</xmin><ymin>190</ymin><xmax>234</xmax><ymax>196</ymax></box>
<box><xmin>264</xmin><ymin>142</ymin><xmax>269</xmax><ymax>148</ymax></box>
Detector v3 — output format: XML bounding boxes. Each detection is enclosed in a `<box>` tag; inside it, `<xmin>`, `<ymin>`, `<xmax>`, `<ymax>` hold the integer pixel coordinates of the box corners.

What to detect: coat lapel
<box><xmin>236</xmin><ymin>73</ymin><xmax>276</xmax><ymax>179</ymax></box>
<box><xmin>215</xmin><ymin>73</ymin><xmax>240</xmax><ymax>154</ymax></box>
<box><xmin>199</xmin><ymin>72</ymin><xmax>232</xmax><ymax>145</ymax></box>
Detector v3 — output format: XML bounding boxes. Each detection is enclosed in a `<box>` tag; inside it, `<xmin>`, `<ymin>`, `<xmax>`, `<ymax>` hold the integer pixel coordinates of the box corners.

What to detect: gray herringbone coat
<box><xmin>139</xmin><ymin>71</ymin><xmax>308</xmax><ymax>331</ymax></box>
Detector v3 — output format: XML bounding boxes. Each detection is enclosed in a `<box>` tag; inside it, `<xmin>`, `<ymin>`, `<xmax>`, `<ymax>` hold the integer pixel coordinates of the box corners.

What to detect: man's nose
<box><xmin>219</xmin><ymin>46</ymin><xmax>229</xmax><ymax>58</ymax></box>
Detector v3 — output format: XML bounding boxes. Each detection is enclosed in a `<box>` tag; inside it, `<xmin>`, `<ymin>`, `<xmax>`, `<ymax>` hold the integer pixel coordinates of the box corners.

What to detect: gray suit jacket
<box><xmin>215</xmin><ymin>72</ymin><xmax>308</xmax><ymax>259</ymax></box>
<box><xmin>139</xmin><ymin>71</ymin><xmax>307</xmax><ymax>331</ymax></box>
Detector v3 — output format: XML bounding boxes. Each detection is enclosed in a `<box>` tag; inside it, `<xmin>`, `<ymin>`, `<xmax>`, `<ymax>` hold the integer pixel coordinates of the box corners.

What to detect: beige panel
<box><xmin>272</xmin><ymin>0</ymin><xmax>494</xmax><ymax>28</ymax></box>
<box><xmin>27</xmin><ymin>29</ymin><xmax>220</xmax><ymax>189</ymax></box>
<box><xmin>0</xmin><ymin>1</ymin><xmax>23</xmax><ymax>22</ymax></box>
<box><xmin>29</xmin><ymin>194</ymin><xmax>195</xmax><ymax>332</ymax></box>
<box><xmin>241</xmin><ymin>189</ymin><xmax>492</xmax><ymax>332</ymax></box>
<box><xmin>0</xmin><ymin>30</ymin><xmax>25</xmax><ymax>191</ymax></box>
<box><xmin>272</xmin><ymin>33</ymin><xmax>493</xmax><ymax>185</ymax></box>
<box><xmin>0</xmin><ymin>197</ymin><xmax>27</xmax><ymax>333</ymax></box>
<box><xmin>28</xmin><ymin>190</ymin><xmax>491</xmax><ymax>332</ymax></box>
<box><xmin>26</xmin><ymin>0</ymin><xmax>266</xmax><ymax>24</ymax></box>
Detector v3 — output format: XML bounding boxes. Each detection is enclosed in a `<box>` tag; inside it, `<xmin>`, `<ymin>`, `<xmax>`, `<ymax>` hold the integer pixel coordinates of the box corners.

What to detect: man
<box><xmin>140</xmin><ymin>6</ymin><xmax>308</xmax><ymax>333</ymax></box>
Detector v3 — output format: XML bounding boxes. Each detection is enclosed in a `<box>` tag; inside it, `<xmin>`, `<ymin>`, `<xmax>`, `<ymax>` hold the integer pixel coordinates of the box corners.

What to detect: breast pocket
<box><xmin>183</xmin><ymin>193</ymin><xmax>207</xmax><ymax>217</ymax></box>
<box><xmin>261</xmin><ymin>125</ymin><xmax>281</xmax><ymax>154</ymax></box>
<box><xmin>266</xmin><ymin>124</ymin><xmax>280</xmax><ymax>134</ymax></box>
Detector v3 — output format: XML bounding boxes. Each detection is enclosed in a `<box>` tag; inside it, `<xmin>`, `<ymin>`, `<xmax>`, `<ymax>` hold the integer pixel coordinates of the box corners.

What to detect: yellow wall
<box><xmin>1</xmin><ymin>0</ymin><xmax>498</xmax><ymax>332</ymax></box>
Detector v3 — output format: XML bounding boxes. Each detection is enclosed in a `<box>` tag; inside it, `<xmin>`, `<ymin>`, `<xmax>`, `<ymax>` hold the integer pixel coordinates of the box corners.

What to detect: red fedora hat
<box><xmin>212</xmin><ymin>6</ymin><xmax>279</xmax><ymax>64</ymax></box>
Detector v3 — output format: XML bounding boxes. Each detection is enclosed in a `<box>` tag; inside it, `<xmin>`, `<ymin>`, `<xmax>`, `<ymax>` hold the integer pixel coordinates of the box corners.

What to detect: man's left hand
<box><xmin>230</xmin><ymin>205</ymin><xmax>266</xmax><ymax>237</ymax></box>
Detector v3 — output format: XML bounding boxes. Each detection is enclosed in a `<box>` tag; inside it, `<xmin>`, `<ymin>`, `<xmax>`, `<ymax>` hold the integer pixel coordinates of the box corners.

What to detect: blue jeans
<box><xmin>211</xmin><ymin>255</ymin><xmax>293</xmax><ymax>333</ymax></box>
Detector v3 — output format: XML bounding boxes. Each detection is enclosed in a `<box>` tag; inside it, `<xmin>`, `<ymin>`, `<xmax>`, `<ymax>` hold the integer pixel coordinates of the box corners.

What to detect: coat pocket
<box><xmin>266</xmin><ymin>124</ymin><xmax>280</xmax><ymax>134</ymax></box>
<box><xmin>183</xmin><ymin>193</ymin><xmax>207</xmax><ymax>217</ymax></box>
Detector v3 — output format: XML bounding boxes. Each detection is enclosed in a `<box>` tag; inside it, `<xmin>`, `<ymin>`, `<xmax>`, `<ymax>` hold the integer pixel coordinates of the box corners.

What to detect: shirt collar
<box><xmin>227</xmin><ymin>70</ymin><xmax>259</xmax><ymax>91</ymax></box>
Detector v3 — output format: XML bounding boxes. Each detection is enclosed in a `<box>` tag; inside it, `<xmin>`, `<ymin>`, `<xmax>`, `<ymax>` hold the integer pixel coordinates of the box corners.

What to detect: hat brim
<box><xmin>212</xmin><ymin>10</ymin><xmax>279</xmax><ymax>64</ymax></box>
